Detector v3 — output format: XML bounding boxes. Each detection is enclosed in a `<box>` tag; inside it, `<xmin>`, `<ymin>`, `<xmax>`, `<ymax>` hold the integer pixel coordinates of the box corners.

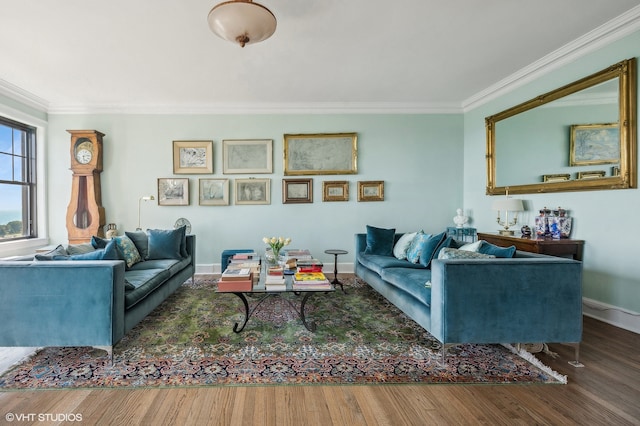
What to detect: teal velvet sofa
<box><xmin>355</xmin><ymin>230</ymin><xmax>584</xmax><ymax>363</ymax></box>
<box><xmin>0</xmin><ymin>231</ymin><xmax>195</xmax><ymax>359</ymax></box>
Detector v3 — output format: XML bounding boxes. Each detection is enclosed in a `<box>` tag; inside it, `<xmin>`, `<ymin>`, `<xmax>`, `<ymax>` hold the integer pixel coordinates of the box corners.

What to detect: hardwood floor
<box><xmin>1</xmin><ymin>316</ymin><xmax>639</xmax><ymax>424</ymax></box>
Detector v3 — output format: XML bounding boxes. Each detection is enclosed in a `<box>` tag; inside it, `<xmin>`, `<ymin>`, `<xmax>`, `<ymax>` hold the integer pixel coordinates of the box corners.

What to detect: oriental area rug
<box><xmin>0</xmin><ymin>275</ymin><xmax>565</xmax><ymax>389</ymax></box>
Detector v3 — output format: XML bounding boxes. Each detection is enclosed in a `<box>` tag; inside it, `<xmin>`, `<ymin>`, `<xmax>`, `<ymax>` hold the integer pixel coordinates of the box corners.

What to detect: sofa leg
<box><xmin>567</xmin><ymin>343</ymin><xmax>584</xmax><ymax>367</ymax></box>
<box><xmin>94</xmin><ymin>345</ymin><xmax>113</xmax><ymax>365</ymax></box>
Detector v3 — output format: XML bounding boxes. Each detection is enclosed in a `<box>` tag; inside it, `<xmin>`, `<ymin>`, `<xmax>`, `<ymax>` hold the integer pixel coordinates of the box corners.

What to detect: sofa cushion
<box><xmin>113</xmin><ymin>235</ymin><xmax>142</xmax><ymax>268</ymax></box>
<box><xmin>406</xmin><ymin>232</ymin><xmax>431</xmax><ymax>263</ymax></box>
<box><xmin>363</xmin><ymin>225</ymin><xmax>396</xmax><ymax>256</ymax></box>
<box><xmin>50</xmin><ymin>239</ymin><xmax>122</xmax><ymax>261</ymax></box>
<box><xmin>91</xmin><ymin>235</ymin><xmax>109</xmax><ymax>249</ymax></box>
<box><xmin>438</xmin><ymin>247</ymin><xmax>496</xmax><ymax>259</ymax></box>
<box><xmin>393</xmin><ymin>231</ymin><xmax>418</xmax><ymax>260</ymax></box>
<box><xmin>128</xmin><ymin>256</ymin><xmax>192</xmax><ymax>276</ymax></box>
<box><xmin>125</xmin><ymin>230</ymin><xmax>149</xmax><ymax>260</ymax></box>
<box><xmin>147</xmin><ymin>228</ymin><xmax>185</xmax><ymax>260</ymax></box>
<box><xmin>459</xmin><ymin>240</ymin><xmax>482</xmax><ymax>252</ymax></box>
<box><xmin>358</xmin><ymin>252</ymin><xmax>425</xmax><ymax>275</ymax></box>
<box><xmin>418</xmin><ymin>232</ymin><xmax>446</xmax><ymax>267</ymax></box>
<box><xmin>433</xmin><ymin>236</ymin><xmax>460</xmax><ymax>259</ymax></box>
<box><xmin>34</xmin><ymin>244</ymin><xmax>67</xmax><ymax>261</ymax></box>
<box><xmin>380</xmin><ymin>267</ymin><xmax>433</xmax><ymax>307</ymax></box>
<box><xmin>124</xmin><ymin>268</ymin><xmax>172</xmax><ymax>308</ymax></box>
<box><xmin>478</xmin><ymin>241</ymin><xmax>516</xmax><ymax>258</ymax></box>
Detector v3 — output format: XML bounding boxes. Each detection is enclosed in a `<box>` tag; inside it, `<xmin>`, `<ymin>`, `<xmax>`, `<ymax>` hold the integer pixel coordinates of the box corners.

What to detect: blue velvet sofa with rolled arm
<box><xmin>354</xmin><ymin>229</ymin><xmax>584</xmax><ymax>363</ymax></box>
<box><xmin>0</xmin><ymin>231</ymin><xmax>195</xmax><ymax>359</ymax></box>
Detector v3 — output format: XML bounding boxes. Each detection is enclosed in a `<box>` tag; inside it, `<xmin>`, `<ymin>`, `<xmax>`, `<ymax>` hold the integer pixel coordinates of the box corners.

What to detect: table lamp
<box><xmin>492</xmin><ymin>196</ymin><xmax>524</xmax><ymax>236</ymax></box>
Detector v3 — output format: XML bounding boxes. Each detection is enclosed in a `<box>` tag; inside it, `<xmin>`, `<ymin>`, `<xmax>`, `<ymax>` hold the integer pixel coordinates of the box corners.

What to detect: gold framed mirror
<box><xmin>486</xmin><ymin>58</ymin><xmax>636</xmax><ymax>195</ymax></box>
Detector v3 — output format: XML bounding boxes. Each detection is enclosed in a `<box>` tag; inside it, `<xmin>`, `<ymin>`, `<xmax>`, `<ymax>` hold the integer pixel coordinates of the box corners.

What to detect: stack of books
<box><xmin>279</xmin><ymin>248</ymin><xmax>313</xmax><ymax>263</ymax></box>
<box><xmin>265</xmin><ymin>265</ymin><xmax>286</xmax><ymax>291</ymax></box>
<box><xmin>296</xmin><ymin>258</ymin><xmax>324</xmax><ymax>273</ymax></box>
<box><xmin>218</xmin><ymin>268</ymin><xmax>253</xmax><ymax>291</ymax></box>
<box><xmin>292</xmin><ymin>271</ymin><xmax>331</xmax><ymax>290</ymax></box>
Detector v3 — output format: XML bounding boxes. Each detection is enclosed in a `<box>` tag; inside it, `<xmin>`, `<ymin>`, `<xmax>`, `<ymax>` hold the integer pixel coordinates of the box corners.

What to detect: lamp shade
<box><xmin>208</xmin><ymin>0</ymin><xmax>277</xmax><ymax>47</ymax></box>
<box><xmin>492</xmin><ymin>198</ymin><xmax>524</xmax><ymax>212</ymax></box>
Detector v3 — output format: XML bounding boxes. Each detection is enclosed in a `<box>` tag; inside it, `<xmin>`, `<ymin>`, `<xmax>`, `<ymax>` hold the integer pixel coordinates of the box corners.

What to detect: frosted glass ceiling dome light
<box><xmin>207</xmin><ymin>0</ymin><xmax>277</xmax><ymax>48</ymax></box>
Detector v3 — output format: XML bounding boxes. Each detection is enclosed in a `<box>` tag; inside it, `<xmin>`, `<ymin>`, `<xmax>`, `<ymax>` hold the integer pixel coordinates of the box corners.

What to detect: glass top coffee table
<box><xmin>216</xmin><ymin>257</ymin><xmax>335</xmax><ymax>333</ymax></box>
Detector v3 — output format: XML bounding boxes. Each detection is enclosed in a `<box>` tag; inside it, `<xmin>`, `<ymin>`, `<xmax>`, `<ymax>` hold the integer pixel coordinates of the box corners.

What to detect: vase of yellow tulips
<box><xmin>262</xmin><ymin>236</ymin><xmax>291</xmax><ymax>265</ymax></box>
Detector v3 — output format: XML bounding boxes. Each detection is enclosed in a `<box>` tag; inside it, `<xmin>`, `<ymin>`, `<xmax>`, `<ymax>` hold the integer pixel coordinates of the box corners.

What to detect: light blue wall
<box><xmin>464</xmin><ymin>30</ymin><xmax>640</xmax><ymax>314</ymax></box>
<box><xmin>46</xmin><ymin>113</ymin><xmax>463</xmax><ymax>269</ymax></box>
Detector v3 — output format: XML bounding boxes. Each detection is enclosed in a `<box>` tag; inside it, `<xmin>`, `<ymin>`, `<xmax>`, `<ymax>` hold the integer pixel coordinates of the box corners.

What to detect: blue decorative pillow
<box><xmin>53</xmin><ymin>239</ymin><xmax>121</xmax><ymax>261</ymax></box>
<box><xmin>406</xmin><ymin>232</ymin><xmax>431</xmax><ymax>263</ymax></box>
<box><xmin>34</xmin><ymin>244</ymin><xmax>67</xmax><ymax>261</ymax></box>
<box><xmin>433</xmin><ymin>236</ymin><xmax>459</xmax><ymax>260</ymax></box>
<box><xmin>126</xmin><ymin>230</ymin><xmax>149</xmax><ymax>260</ymax></box>
<box><xmin>438</xmin><ymin>248</ymin><xmax>496</xmax><ymax>260</ymax></box>
<box><xmin>363</xmin><ymin>225</ymin><xmax>396</xmax><ymax>256</ymax></box>
<box><xmin>418</xmin><ymin>232</ymin><xmax>446</xmax><ymax>267</ymax></box>
<box><xmin>147</xmin><ymin>228</ymin><xmax>184</xmax><ymax>260</ymax></box>
<box><xmin>478</xmin><ymin>241</ymin><xmax>516</xmax><ymax>258</ymax></box>
<box><xmin>393</xmin><ymin>232</ymin><xmax>418</xmax><ymax>260</ymax></box>
<box><xmin>176</xmin><ymin>225</ymin><xmax>188</xmax><ymax>258</ymax></box>
<box><xmin>91</xmin><ymin>236</ymin><xmax>109</xmax><ymax>249</ymax></box>
<box><xmin>113</xmin><ymin>235</ymin><xmax>142</xmax><ymax>268</ymax></box>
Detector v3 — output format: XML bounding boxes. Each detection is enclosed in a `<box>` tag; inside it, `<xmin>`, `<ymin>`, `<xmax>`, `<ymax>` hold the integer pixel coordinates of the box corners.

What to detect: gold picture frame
<box><xmin>322</xmin><ymin>181</ymin><xmax>349</xmax><ymax>202</ymax></box>
<box><xmin>542</xmin><ymin>173</ymin><xmax>570</xmax><ymax>183</ymax></box>
<box><xmin>282</xmin><ymin>178</ymin><xmax>313</xmax><ymax>204</ymax></box>
<box><xmin>199</xmin><ymin>178</ymin><xmax>229</xmax><ymax>206</ymax></box>
<box><xmin>234</xmin><ymin>178</ymin><xmax>271</xmax><ymax>205</ymax></box>
<box><xmin>284</xmin><ymin>133</ymin><xmax>357</xmax><ymax>175</ymax></box>
<box><xmin>173</xmin><ymin>140</ymin><xmax>213</xmax><ymax>174</ymax></box>
<box><xmin>158</xmin><ymin>178</ymin><xmax>189</xmax><ymax>206</ymax></box>
<box><xmin>577</xmin><ymin>170</ymin><xmax>606</xmax><ymax>180</ymax></box>
<box><xmin>358</xmin><ymin>180</ymin><xmax>384</xmax><ymax>202</ymax></box>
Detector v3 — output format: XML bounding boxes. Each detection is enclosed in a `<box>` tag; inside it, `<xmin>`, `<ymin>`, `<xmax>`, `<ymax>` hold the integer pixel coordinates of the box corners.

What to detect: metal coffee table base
<box><xmin>230</xmin><ymin>292</ymin><xmax>319</xmax><ymax>332</ymax></box>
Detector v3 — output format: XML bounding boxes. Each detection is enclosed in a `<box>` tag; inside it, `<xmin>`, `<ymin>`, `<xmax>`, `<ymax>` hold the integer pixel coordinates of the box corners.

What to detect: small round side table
<box><xmin>324</xmin><ymin>249</ymin><xmax>348</xmax><ymax>293</ymax></box>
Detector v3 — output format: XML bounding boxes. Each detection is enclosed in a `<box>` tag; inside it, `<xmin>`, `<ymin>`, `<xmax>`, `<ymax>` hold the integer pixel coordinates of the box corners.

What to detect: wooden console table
<box><xmin>477</xmin><ymin>232</ymin><xmax>584</xmax><ymax>261</ymax></box>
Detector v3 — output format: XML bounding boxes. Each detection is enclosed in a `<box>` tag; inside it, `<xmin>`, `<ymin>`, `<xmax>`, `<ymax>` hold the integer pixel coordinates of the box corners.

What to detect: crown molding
<box><xmin>0</xmin><ymin>79</ymin><xmax>49</xmax><ymax>112</ymax></box>
<box><xmin>47</xmin><ymin>101</ymin><xmax>463</xmax><ymax>115</ymax></box>
<box><xmin>463</xmin><ymin>5</ymin><xmax>640</xmax><ymax>112</ymax></box>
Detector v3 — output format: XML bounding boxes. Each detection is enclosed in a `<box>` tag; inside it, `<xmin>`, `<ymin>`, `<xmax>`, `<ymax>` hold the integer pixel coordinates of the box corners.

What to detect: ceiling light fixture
<box><xmin>207</xmin><ymin>0</ymin><xmax>277</xmax><ymax>48</ymax></box>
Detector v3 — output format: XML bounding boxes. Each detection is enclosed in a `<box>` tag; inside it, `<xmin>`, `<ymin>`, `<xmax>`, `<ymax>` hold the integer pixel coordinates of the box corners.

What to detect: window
<box><xmin>0</xmin><ymin>116</ymin><xmax>37</xmax><ymax>241</ymax></box>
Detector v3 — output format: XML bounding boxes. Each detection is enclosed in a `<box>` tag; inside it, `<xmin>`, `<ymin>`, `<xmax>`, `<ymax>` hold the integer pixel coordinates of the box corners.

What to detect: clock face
<box><xmin>175</xmin><ymin>217</ymin><xmax>192</xmax><ymax>234</ymax></box>
<box><xmin>76</xmin><ymin>149</ymin><xmax>92</xmax><ymax>164</ymax></box>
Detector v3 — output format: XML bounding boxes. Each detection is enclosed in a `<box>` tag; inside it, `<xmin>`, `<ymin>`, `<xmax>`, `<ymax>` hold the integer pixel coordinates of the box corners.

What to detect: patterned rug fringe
<box><xmin>503</xmin><ymin>344</ymin><xmax>567</xmax><ymax>384</ymax></box>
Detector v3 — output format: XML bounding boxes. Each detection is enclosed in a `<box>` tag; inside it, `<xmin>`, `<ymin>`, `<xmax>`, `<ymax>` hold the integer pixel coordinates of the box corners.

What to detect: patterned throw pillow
<box><xmin>437</xmin><ymin>248</ymin><xmax>496</xmax><ymax>260</ymax></box>
<box><xmin>406</xmin><ymin>232</ymin><xmax>432</xmax><ymax>263</ymax></box>
<box><xmin>113</xmin><ymin>235</ymin><xmax>142</xmax><ymax>268</ymax></box>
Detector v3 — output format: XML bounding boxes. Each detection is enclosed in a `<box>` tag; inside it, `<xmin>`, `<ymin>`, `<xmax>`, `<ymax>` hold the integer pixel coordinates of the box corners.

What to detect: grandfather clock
<box><xmin>66</xmin><ymin>130</ymin><xmax>106</xmax><ymax>244</ymax></box>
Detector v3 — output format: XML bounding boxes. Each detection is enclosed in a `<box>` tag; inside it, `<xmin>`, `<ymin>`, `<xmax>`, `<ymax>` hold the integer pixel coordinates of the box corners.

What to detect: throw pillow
<box><xmin>363</xmin><ymin>225</ymin><xmax>396</xmax><ymax>256</ymax></box>
<box><xmin>65</xmin><ymin>243</ymin><xmax>96</xmax><ymax>255</ymax></box>
<box><xmin>393</xmin><ymin>231</ymin><xmax>418</xmax><ymax>260</ymax></box>
<box><xmin>147</xmin><ymin>228</ymin><xmax>184</xmax><ymax>260</ymax></box>
<box><xmin>433</xmin><ymin>235</ymin><xmax>459</xmax><ymax>260</ymax></box>
<box><xmin>53</xmin><ymin>239</ymin><xmax>121</xmax><ymax>261</ymax></box>
<box><xmin>176</xmin><ymin>225</ymin><xmax>188</xmax><ymax>258</ymax></box>
<box><xmin>478</xmin><ymin>241</ymin><xmax>516</xmax><ymax>258</ymax></box>
<box><xmin>91</xmin><ymin>235</ymin><xmax>109</xmax><ymax>249</ymax></box>
<box><xmin>406</xmin><ymin>232</ymin><xmax>431</xmax><ymax>264</ymax></box>
<box><xmin>113</xmin><ymin>235</ymin><xmax>142</xmax><ymax>268</ymax></box>
<box><xmin>458</xmin><ymin>240</ymin><xmax>482</xmax><ymax>252</ymax></box>
<box><xmin>437</xmin><ymin>248</ymin><xmax>496</xmax><ymax>260</ymax></box>
<box><xmin>418</xmin><ymin>231</ymin><xmax>446</xmax><ymax>267</ymax></box>
<box><xmin>34</xmin><ymin>244</ymin><xmax>67</xmax><ymax>261</ymax></box>
<box><xmin>125</xmin><ymin>230</ymin><xmax>149</xmax><ymax>260</ymax></box>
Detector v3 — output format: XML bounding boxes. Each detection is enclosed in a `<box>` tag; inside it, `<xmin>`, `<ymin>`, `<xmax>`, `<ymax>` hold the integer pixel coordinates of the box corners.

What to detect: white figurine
<box><xmin>453</xmin><ymin>208</ymin><xmax>468</xmax><ymax>228</ymax></box>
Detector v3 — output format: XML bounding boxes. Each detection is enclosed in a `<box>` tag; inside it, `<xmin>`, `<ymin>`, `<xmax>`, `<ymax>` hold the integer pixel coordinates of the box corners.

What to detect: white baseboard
<box><xmin>583</xmin><ymin>297</ymin><xmax>640</xmax><ymax>335</ymax></box>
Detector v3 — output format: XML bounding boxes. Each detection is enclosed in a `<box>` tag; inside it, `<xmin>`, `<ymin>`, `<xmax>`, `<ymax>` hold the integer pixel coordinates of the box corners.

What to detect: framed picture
<box><xmin>577</xmin><ymin>170</ymin><xmax>606</xmax><ymax>180</ymax></box>
<box><xmin>542</xmin><ymin>173</ymin><xmax>570</xmax><ymax>183</ymax></box>
<box><xmin>173</xmin><ymin>140</ymin><xmax>213</xmax><ymax>174</ymax></box>
<box><xmin>158</xmin><ymin>178</ymin><xmax>189</xmax><ymax>206</ymax></box>
<box><xmin>284</xmin><ymin>133</ymin><xmax>357</xmax><ymax>175</ymax></box>
<box><xmin>358</xmin><ymin>180</ymin><xmax>384</xmax><ymax>202</ymax></box>
<box><xmin>322</xmin><ymin>180</ymin><xmax>349</xmax><ymax>202</ymax></box>
<box><xmin>283</xmin><ymin>178</ymin><xmax>313</xmax><ymax>204</ymax></box>
<box><xmin>199</xmin><ymin>178</ymin><xmax>229</xmax><ymax>206</ymax></box>
<box><xmin>235</xmin><ymin>178</ymin><xmax>270</xmax><ymax>205</ymax></box>
<box><xmin>222</xmin><ymin>139</ymin><xmax>273</xmax><ymax>174</ymax></box>
<box><xmin>569</xmin><ymin>123</ymin><xmax>620</xmax><ymax>166</ymax></box>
